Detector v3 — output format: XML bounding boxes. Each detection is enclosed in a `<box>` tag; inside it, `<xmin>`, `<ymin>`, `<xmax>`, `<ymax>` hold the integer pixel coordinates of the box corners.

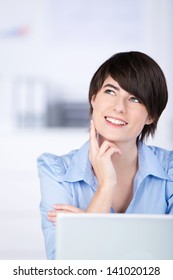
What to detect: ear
<box><xmin>145</xmin><ymin>115</ymin><xmax>154</xmax><ymax>125</ymax></box>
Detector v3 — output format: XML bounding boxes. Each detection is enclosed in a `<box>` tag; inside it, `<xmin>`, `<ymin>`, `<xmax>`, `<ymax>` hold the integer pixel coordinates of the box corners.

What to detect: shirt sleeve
<box><xmin>166</xmin><ymin>151</ymin><xmax>173</xmax><ymax>214</ymax></box>
<box><xmin>37</xmin><ymin>153</ymin><xmax>74</xmax><ymax>260</ymax></box>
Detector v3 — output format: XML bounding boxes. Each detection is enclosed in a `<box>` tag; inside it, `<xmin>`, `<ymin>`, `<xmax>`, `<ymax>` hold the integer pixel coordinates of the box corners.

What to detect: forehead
<box><xmin>102</xmin><ymin>76</ymin><xmax>120</xmax><ymax>87</ymax></box>
<box><xmin>101</xmin><ymin>76</ymin><xmax>131</xmax><ymax>95</ymax></box>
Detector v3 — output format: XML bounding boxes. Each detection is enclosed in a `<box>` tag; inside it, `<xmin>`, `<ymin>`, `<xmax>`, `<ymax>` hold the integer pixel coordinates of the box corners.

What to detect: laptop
<box><xmin>56</xmin><ymin>213</ymin><xmax>173</xmax><ymax>260</ymax></box>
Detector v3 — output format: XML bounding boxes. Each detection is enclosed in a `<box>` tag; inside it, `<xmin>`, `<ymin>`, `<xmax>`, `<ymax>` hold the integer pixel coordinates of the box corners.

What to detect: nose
<box><xmin>113</xmin><ymin>96</ymin><xmax>126</xmax><ymax>113</ymax></box>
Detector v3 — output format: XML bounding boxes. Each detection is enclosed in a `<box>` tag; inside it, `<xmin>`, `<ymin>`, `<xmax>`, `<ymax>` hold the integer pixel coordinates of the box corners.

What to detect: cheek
<box><xmin>92</xmin><ymin>97</ymin><xmax>108</xmax><ymax>114</ymax></box>
<box><xmin>134</xmin><ymin>116</ymin><xmax>149</xmax><ymax>134</ymax></box>
<box><xmin>132</xmin><ymin>107</ymin><xmax>149</xmax><ymax>121</ymax></box>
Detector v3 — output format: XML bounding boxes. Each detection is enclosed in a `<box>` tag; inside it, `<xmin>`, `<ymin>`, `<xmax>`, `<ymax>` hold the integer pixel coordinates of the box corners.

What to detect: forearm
<box><xmin>86</xmin><ymin>184</ymin><xmax>114</xmax><ymax>213</ymax></box>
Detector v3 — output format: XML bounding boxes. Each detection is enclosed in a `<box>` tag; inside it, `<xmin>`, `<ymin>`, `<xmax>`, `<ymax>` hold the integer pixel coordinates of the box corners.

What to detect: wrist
<box><xmin>98</xmin><ymin>180</ymin><xmax>116</xmax><ymax>190</ymax></box>
<box><xmin>96</xmin><ymin>185</ymin><xmax>115</xmax><ymax>203</ymax></box>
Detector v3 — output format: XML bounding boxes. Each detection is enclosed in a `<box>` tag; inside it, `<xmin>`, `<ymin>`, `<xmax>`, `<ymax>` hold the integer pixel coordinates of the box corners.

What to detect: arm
<box><xmin>48</xmin><ymin>204</ymin><xmax>85</xmax><ymax>223</ymax></box>
<box><xmin>38</xmin><ymin>154</ymin><xmax>74</xmax><ymax>259</ymax></box>
<box><xmin>50</xmin><ymin>120</ymin><xmax>122</xmax><ymax>219</ymax></box>
<box><xmin>87</xmin><ymin>120</ymin><xmax>122</xmax><ymax>212</ymax></box>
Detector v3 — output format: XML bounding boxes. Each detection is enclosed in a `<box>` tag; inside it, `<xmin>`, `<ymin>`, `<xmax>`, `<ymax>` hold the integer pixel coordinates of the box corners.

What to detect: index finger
<box><xmin>89</xmin><ymin>120</ymin><xmax>99</xmax><ymax>157</ymax></box>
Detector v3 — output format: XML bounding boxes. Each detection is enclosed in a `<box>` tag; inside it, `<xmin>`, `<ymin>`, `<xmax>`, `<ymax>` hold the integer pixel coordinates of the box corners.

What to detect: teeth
<box><xmin>106</xmin><ymin>117</ymin><xmax>126</xmax><ymax>125</ymax></box>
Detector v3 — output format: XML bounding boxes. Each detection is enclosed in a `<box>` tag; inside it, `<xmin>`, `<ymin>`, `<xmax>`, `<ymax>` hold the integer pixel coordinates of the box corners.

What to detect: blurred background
<box><xmin>0</xmin><ymin>0</ymin><xmax>172</xmax><ymax>259</ymax></box>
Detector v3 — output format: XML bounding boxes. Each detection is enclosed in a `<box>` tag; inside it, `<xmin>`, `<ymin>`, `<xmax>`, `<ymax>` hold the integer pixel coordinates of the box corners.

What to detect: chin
<box><xmin>98</xmin><ymin>131</ymin><xmax>120</xmax><ymax>143</ymax></box>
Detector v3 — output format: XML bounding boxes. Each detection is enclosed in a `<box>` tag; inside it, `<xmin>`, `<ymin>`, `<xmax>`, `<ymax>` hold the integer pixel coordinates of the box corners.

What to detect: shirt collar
<box><xmin>63</xmin><ymin>140</ymin><xmax>170</xmax><ymax>188</ymax></box>
<box><xmin>137</xmin><ymin>141</ymin><xmax>170</xmax><ymax>180</ymax></box>
<box><xmin>63</xmin><ymin>141</ymin><xmax>96</xmax><ymax>189</ymax></box>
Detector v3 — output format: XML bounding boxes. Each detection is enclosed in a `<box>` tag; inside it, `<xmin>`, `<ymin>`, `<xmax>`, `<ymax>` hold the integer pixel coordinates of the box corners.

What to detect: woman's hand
<box><xmin>89</xmin><ymin>120</ymin><xmax>122</xmax><ymax>188</ymax></box>
<box><xmin>48</xmin><ymin>204</ymin><xmax>85</xmax><ymax>223</ymax></box>
<box><xmin>87</xmin><ymin>120</ymin><xmax>122</xmax><ymax>213</ymax></box>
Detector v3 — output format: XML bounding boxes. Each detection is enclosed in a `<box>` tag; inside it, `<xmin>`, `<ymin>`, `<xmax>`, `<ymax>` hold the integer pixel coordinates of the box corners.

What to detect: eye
<box><xmin>129</xmin><ymin>96</ymin><xmax>142</xmax><ymax>103</ymax></box>
<box><xmin>105</xmin><ymin>89</ymin><xmax>116</xmax><ymax>96</ymax></box>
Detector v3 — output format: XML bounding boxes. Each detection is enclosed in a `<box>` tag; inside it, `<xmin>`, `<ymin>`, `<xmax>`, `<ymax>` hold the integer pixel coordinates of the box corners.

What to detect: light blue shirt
<box><xmin>37</xmin><ymin>141</ymin><xmax>173</xmax><ymax>259</ymax></box>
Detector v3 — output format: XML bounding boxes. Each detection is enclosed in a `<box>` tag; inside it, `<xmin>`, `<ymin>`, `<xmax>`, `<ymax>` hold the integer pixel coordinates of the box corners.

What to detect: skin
<box><xmin>48</xmin><ymin>76</ymin><xmax>153</xmax><ymax>222</ymax></box>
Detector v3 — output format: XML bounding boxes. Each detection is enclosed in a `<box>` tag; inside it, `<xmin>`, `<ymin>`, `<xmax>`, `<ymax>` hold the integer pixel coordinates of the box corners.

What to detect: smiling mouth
<box><xmin>105</xmin><ymin>117</ymin><xmax>127</xmax><ymax>126</ymax></box>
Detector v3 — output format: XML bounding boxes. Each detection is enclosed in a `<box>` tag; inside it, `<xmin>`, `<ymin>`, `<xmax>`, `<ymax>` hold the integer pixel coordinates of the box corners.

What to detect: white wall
<box><xmin>142</xmin><ymin>0</ymin><xmax>173</xmax><ymax>149</ymax></box>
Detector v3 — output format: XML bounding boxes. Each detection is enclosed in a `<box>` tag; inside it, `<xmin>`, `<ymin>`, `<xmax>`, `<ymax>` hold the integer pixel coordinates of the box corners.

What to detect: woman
<box><xmin>37</xmin><ymin>51</ymin><xmax>173</xmax><ymax>259</ymax></box>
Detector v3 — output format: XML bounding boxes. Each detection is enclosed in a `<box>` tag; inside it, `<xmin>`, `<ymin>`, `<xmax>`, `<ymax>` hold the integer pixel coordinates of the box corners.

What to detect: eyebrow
<box><xmin>103</xmin><ymin>83</ymin><xmax>120</xmax><ymax>90</ymax></box>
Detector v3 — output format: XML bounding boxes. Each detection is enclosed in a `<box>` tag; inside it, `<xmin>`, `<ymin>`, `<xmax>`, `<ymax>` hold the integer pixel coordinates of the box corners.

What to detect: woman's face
<box><xmin>91</xmin><ymin>76</ymin><xmax>153</xmax><ymax>145</ymax></box>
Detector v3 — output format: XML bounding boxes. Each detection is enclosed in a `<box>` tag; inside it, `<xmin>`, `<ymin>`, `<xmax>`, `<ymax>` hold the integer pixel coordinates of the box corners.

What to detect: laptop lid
<box><xmin>56</xmin><ymin>213</ymin><xmax>173</xmax><ymax>260</ymax></box>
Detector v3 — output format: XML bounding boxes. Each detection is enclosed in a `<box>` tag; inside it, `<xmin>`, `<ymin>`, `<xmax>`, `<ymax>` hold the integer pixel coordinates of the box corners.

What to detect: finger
<box><xmin>105</xmin><ymin>146</ymin><xmax>122</xmax><ymax>158</ymax></box>
<box><xmin>89</xmin><ymin>120</ymin><xmax>98</xmax><ymax>148</ymax></box>
<box><xmin>48</xmin><ymin>210</ymin><xmax>57</xmax><ymax>217</ymax></box>
<box><xmin>89</xmin><ymin>120</ymin><xmax>99</xmax><ymax>159</ymax></box>
<box><xmin>97</xmin><ymin>141</ymin><xmax>122</xmax><ymax>157</ymax></box>
<box><xmin>53</xmin><ymin>204</ymin><xmax>83</xmax><ymax>213</ymax></box>
<box><xmin>48</xmin><ymin>210</ymin><xmax>74</xmax><ymax>222</ymax></box>
<box><xmin>48</xmin><ymin>216</ymin><xmax>56</xmax><ymax>222</ymax></box>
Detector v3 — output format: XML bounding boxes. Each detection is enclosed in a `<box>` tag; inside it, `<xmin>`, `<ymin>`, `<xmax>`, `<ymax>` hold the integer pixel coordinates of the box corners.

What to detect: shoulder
<box><xmin>37</xmin><ymin>149</ymin><xmax>77</xmax><ymax>179</ymax></box>
<box><xmin>146</xmin><ymin>144</ymin><xmax>173</xmax><ymax>176</ymax></box>
<box><xmin>37</xmin><ymin>141</ymin><xmax>90</xmax><ymax>182</ymax></box>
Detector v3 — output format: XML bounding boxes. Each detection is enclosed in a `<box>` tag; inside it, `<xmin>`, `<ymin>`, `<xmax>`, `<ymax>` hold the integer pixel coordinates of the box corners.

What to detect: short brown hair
<box><xmin>88</xmin><ymin>51</ymin><xmax>168</xmax><ymax>141</ymax></box>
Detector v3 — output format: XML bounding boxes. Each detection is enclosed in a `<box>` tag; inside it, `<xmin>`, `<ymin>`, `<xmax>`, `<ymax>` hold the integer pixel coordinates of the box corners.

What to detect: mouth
<box><xmin>105</xmin><ymin>116</ymin><xmax>127</xmax><ymax>126</ymax></box>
